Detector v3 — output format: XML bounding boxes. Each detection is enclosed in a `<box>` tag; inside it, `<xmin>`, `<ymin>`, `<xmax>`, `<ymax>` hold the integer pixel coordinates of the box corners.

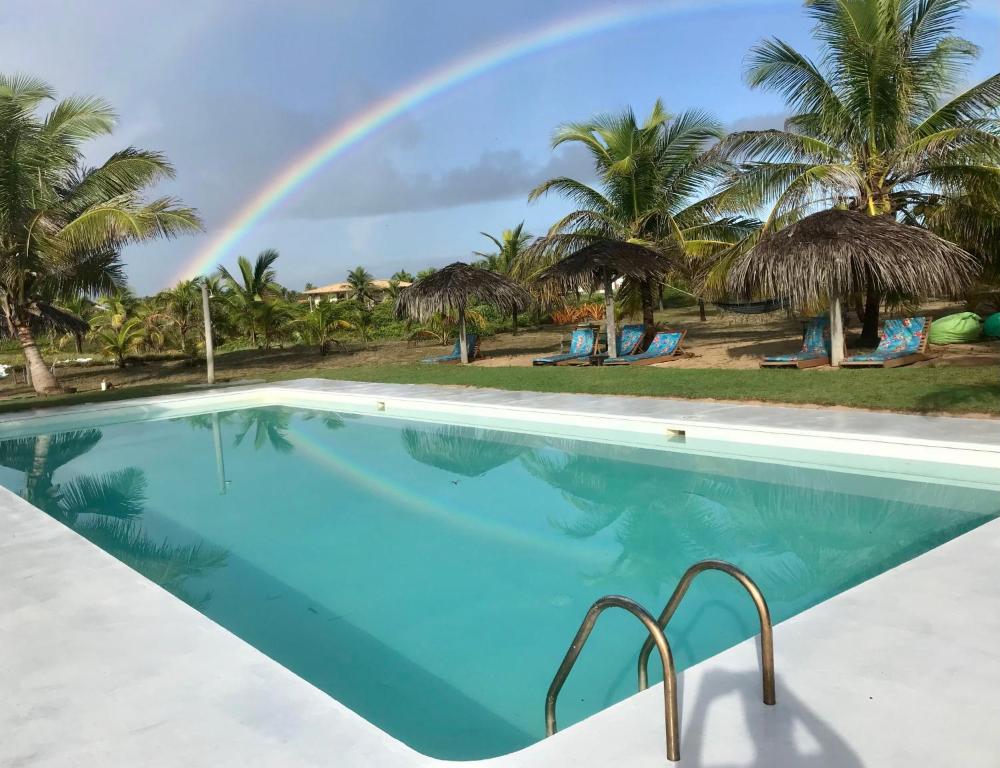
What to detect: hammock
<box><xmin>713</xmin><ymin>297</ymin><xmax>790</xmax><ymax>315</ymax></box>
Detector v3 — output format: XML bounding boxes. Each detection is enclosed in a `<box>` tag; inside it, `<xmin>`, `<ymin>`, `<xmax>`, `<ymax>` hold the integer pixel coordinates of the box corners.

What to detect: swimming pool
<box><xmin>1</xmin><ymin>400</ymin><xmax>996</xmax><ymax>760</ymax></box>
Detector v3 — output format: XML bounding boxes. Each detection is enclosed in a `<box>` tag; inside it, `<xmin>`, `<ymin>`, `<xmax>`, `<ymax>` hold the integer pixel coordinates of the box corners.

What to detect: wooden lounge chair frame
<box><xmin>760</xmin><ymin>355</ymin><xmax>829</xmax><ymax>369</ymax></box>
<box><xmin>840</xmin><ymin>317</ymin><xmax>933</xmax><ymax>369</ymax></box>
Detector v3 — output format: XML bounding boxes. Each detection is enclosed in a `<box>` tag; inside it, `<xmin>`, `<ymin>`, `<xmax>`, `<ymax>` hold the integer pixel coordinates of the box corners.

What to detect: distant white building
<box><xmin>303</xmin><ymin>279</ymin><xmax>411</xmax><ymax>305</ymax></box>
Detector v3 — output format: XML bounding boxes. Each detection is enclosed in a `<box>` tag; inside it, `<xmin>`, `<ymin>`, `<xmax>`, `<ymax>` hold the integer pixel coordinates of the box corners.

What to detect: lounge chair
<box><xmin>563</xmin><ymin>323</ymin><xmax>646</xmax><ymax>365</ymax></box>
<box><xmin>616</xmin><ymin>324</ymin><xmax>646</xmax><ymax>356</ymax></box>
<box><xmin>533</xmin><ymin>327</ymin><xmax>597</xmax><ymax>366</ymax></box>
<box><xmin>422</xmin><ymin>334</ymin><xmax>479</xmax><ymax>364</ymax></box>
<box><xmin>603</xmin><ymin>330</ymin><xmax>686</xmax><ymax>366</ymax></box>
<box><xmin>760</xmin><ymin>316</ymin><xmax>831</xmax><ymax>368</ymax></box>
<box><xmin>840</xmin><ymin>317</ymin><xmax>932</xmax><ymax>368</ymax></box>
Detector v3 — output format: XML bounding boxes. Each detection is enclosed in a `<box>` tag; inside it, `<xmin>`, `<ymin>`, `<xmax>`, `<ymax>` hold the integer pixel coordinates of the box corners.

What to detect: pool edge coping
<box><xmin>3</xmin><ymin>379</ymin><xmax>1000</xmax><ymax>767</ymax></box>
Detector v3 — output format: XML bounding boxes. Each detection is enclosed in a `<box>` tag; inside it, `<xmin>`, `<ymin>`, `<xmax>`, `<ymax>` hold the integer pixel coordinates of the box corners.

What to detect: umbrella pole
<box><xmin>830</xmin><ymin>295</ymin><xmax>845</xmax><ymax>367</ymax></box>
<box><xmin>458</xmin><ymin>307</ymin><xmax>469</xmax><ymax>365</ymax></box>
<box><xmin>604</xmin><ymin>271</ymin><xmax>618</xmax><ymax>358</ymax></box>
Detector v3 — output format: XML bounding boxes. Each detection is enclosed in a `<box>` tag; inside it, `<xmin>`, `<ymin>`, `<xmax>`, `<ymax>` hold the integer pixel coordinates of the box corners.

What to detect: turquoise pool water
<box><xmin>1</xmin><ymin>405</ymin><xmax>996</xmax><ymax>760</ymax></box>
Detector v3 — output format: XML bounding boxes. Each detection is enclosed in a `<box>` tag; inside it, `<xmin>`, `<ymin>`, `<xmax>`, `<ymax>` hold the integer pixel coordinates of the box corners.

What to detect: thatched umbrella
<box><xmin>395</xmin><ymin>262</ymin><xmax>532</xmax><ymax>364</ymax></box>
<box><xmin>534</xmin><ymin>240</ymin><xmax>665</xmax><ymax>358</ymax></box>
<box><xmin>727</xmin><ymin>209</ymin><xmax>978</xmax><ymax>365</ymax></box>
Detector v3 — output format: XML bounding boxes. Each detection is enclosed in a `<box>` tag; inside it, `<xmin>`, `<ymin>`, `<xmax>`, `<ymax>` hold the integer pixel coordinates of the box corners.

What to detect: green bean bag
<box><xmin>928</xmin><ymin>312</ymin><xmax>983</xmax><ymax>345</ymax></box>
<box><xmin>984</xmin><ymin>312</ymin><xmax>1000</xmax><ymax>339</ymax></box>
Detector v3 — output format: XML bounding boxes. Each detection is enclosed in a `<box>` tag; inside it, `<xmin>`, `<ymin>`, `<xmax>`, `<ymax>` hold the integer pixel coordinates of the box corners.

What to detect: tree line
<box><xmin>2</xmin><ymin>0</ymin><xmax>997</xmax><ymax>393</ymax></box>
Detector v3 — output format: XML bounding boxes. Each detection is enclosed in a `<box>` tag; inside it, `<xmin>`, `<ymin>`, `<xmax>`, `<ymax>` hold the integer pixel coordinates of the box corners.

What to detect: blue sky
<box><xmin>4</xmin><ymin>0</ymin><xmax>999</xmax><ymax>293</ymax></box>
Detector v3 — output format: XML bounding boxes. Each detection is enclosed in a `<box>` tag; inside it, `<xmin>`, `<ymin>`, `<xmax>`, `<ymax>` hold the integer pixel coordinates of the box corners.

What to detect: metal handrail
<box><xmin>637</xmin><ymin>559</ymin><xmax>776</xmax><ymax>706</ymax></box>
<box><xmin>545</xmin><ymin>595</ymin><xmax>681</xmax><ymax>762</ymax></box>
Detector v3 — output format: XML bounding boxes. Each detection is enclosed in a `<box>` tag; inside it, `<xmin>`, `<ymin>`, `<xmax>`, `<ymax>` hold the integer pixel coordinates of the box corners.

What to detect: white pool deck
<box><xmin>2</xmin><ymin>380</ymin><xmax>999</xmax><ymax>767</ymax></box>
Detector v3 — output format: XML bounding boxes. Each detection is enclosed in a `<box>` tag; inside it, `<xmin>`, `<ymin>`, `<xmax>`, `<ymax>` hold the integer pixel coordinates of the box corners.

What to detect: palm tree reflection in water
<box><xmin>521</xmin><ymin>444</ymin><xmax>989</xmax><ymax>609</ymax></box>
<box><xmin>0</xmin><ymin>429</ymin><xmax>227</xmax><ymax>607</ymax></box>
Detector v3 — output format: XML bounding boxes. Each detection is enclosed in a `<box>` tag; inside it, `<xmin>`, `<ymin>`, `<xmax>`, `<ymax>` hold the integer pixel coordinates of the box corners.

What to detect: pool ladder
<box><xmin>544</xmin><ymin>560</ymin><xmax>775</xmax><ymax>763</ymax></box>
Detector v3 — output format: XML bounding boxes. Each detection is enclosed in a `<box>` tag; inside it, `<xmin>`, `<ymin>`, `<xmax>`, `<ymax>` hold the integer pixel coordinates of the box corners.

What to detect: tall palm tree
<box><xmin>529</xmin><ymin>101</ymin><xmax>751</xmax><ymax>329</ymax></box>
<box><xmin>475</xmin><ymin>222</ymin><xmax>533</xmax><ymax>334</ymax></box>
<box><xmin>217</xmin><ymin>249</ymin><xmax>280</xmax><ymax>347</ymax></box>
<box><xmin>0</xmin><ymin>75</ymin><xmax>201</xmax><ymax>393</ymax></box>
<box><xmin>346</xmin><ymin>266</ymin><xmax>376</xmax><ymax>306</ymax></box>
<box><xmin>715</xmin><ymin>0</ymin><xmax>1000</xmax><ymax>343</ymax></box>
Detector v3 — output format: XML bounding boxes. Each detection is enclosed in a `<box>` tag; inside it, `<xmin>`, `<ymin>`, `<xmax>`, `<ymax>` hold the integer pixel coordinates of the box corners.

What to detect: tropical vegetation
<box><xmin>0</xmin><ymin>75</ymin><xmax>201</xmax><ymax>393</ymax></box>
<box><xmin>715</xmin><ymin>0</ymin><xmax>1000</xmax><ymax>342</ymax></box>
<box><xmin>0</xmin><ymin>0</ymin><xmax>997</xmax><ymax>396</ymax></box>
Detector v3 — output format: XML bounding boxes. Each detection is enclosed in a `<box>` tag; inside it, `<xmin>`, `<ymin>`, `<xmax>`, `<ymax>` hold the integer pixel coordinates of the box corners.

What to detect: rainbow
<box><xmin>284</xmin><ymin>416</ymin><xmax>605</xmax><ymax>562</ymax></box>
<box><xmin>174</xmin><ymin>0</ymin><xmax>759</xmax><ymax>283</ymax></box>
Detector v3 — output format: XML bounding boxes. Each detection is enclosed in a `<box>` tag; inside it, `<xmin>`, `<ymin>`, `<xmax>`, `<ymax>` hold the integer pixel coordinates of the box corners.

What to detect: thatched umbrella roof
<box><xmin>534</xmin><ymin>239</ymin><xmax>666</xmax><ymax>358</ymax></box>
<box><xmin>534</xmin><ymin>240</ymin><xmax>666</xmax><ymax>292</ymax></box>
<box><xmin>726</xmin><ymin>209</ymin><xmax>979</xmax><ymax>307</ymax></box>
<box><xmin>395</xmin><ymin>262</ymin><xmax>532</xmax><ymax>322</ymax></box>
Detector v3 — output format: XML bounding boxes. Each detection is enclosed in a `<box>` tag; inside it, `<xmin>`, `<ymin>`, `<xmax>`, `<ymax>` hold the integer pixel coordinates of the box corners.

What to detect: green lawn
<box><xmin>0</xmin><ymin>363</ymin><xmax>997</xmax><ymax>417</ymax></box>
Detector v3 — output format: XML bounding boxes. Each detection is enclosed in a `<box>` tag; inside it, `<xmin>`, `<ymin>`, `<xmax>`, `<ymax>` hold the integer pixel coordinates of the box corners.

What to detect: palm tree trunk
<box><xmin>658</xmin><ymin>284</ymin><xmax>664</xmax><ymax>311</ymax></box>
<box><xmin>511</xmin><ymin>308</ymin><xmax>518</xmax><ymax>336</ymax></box>
<box><xmin>604</xmin><ymin>272</ymin><xmax>618</xmax><ymax>359</ymax></box>
<box><xmin>640</xmin><ymin>279</ymin><xmax>655</xmax><ymax>329</ymax></box>
<box><xmin>698</xmin><ymin>299</ymin><xmax>707</xmax><ymax>322</ymax></box>
<box><xmin>860</xmin><ymin>289</ymin><xmax>881</xmax><ymax>347</ymax></box>
<box><xmin>74</xmin><ymin>332</ymin><xmax>83</xmax><ymax>354</ymax></box>
<box><xmin>11</xmin><ymin>317</ymin><xmax>63</xmax><ymax>394</ymax></box>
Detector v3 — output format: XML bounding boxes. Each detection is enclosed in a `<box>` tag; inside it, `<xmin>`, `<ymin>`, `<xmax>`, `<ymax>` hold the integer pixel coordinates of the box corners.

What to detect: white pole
<box><xmin>211</xmin><ymin>411</ymin><xmax>227</xmax><ymax>495</ymax></box>
<box><xmin>458</xmin><ymin>308</ymin><xmax>469</xmax><ymax>364</ymax></box>
<box><xmin>830</xmin><ymin>295</ymin><xmax>845</xmax><ymax>367</ymax></box>
<box><xmin>604</xmin><ymin>272</ymin><xmax>618</xmax><ymax>358</ymax></box>
<box><xmin>201</xmin><ymin>281</ymin><xmax>215</xmax><ymax>384</ymax></box>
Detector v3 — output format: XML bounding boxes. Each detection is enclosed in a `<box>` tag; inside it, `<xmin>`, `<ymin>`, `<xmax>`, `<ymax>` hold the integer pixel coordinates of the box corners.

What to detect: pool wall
<box><xmin>2</xmin><ymin>379</ymin><xmax>999</xmax><ymax>767</ymax></box>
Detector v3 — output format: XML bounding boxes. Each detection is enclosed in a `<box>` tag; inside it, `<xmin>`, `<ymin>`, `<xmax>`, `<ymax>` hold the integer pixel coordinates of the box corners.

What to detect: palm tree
<box><xmin>217</xmin><ymin>249</ymin><xmax>280</xmax><ymax>347</ymax></box>
<box><xmin>0</xmin><ymin>75</ymin><xmax>200</xmax><ymax>394</ymax></box>
<box><xmin>294</xmin><ymin>300</ymin><xmax>354</xmax><ymax>354</ymax></box>
<box><xmin>475</xmin><ymin>222</ymin><xmax>533</xmax><ymax>334</ymax></box>
<box><xmin>94</xmin><ymin>317</ymin><xmax>144</xmax><ymax>367</ymax></box>
<box><xmin>158</xmin><ymin>279</ymin><xmax>203</xmax><ymax>354</ymax></box>
<box><xmin>391</xmin><ymin>269</ymin><xmax>415</xmax><ymax>283</ymax></box>
<box><xmin>529</xmin><ymin>101</ymin><xmax>750</xmax><ymax>329</ymax></box>
<box><xmin>715</xmin><ymin>0</ymin><xmax>1000</xmax><ymax>344</ymax></box>
<box><xmin>346</xmin><ymin>266</ymin><xmax>376</xmax><ymax>306</ymax></box>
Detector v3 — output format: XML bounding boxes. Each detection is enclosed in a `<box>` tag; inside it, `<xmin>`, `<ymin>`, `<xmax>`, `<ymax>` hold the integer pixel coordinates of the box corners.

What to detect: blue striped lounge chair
<box><xmin>761</xmin><ymin>316</ymin><xmax>831</xmax><ymax>368</ymax></box>
<box><xmin>533</xmin><ymin>327</ymin><xmax>597</xmax><ymax>366</ymax></box>
<box><xmin>840</xmin><ymin>317</ymin><xmax>932</xmax><ymax>368</ymax></box>
<box><xmin>603</xmin><ymin>330</ymin><xmax>686</xmax><ymax>366</ymax></box>
<box><xmin>422</xmin><ymin>334</ymin><xmax>480</xmax><ymax>364</ymax></box>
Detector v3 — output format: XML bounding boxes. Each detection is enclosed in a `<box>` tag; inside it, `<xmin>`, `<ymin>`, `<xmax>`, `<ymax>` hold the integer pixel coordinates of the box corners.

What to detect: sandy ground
<box><xmin>476</xmin><ymin>303</ymin><xmax>1000</xmax><ymax>369</ymax></box>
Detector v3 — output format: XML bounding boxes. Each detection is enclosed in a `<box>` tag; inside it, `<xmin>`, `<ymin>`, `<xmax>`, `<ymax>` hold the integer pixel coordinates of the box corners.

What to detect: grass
<box><xmin>0</xmin><ymin>362</ymin><xmax>996</xmax><ymax>417</ymax></box>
